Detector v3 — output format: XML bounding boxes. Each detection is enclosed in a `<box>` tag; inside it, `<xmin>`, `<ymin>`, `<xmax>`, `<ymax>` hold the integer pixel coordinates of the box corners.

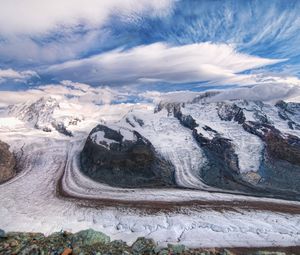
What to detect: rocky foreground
<box><xmin>0</xmin><ymin>229</ymin><xmax>299</xmax><ymax>255</ymax></box>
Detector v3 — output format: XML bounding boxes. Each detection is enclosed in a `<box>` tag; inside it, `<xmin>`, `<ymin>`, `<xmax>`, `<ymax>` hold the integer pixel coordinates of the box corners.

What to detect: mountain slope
<box><xmin>81</xmin><ymin>99</ymin><xmax>300</xmax><ymax>200</ymax></box>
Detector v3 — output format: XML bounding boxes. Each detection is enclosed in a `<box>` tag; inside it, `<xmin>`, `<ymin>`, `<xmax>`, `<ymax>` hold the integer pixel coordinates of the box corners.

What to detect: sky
<box><xmin>0</xmin><ymin>0</ymin><xmax>300</xmax><ymax>102</ymax></box>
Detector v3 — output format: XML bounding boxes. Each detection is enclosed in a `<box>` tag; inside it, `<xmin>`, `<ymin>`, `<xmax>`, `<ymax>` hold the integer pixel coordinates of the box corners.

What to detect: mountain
<box><xmin>7</xmin><ymin>97</ymin><xmax>83</xmax><ymax>136</ymax></box>
<box><xmin>81</xmin><ymin>99</ymin><xmax>300</xmax><ymax>200</ymax></box>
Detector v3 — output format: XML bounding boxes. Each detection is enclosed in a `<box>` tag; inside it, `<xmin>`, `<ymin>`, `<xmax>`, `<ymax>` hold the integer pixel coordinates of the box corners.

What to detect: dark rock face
<box><xmin>52</xmin><ymin>122</ymin><xmax>73</xmax><ymax>137</ymax></box>
<box><xmin>217</xmin><ymin>102</ymin><xmax>245</xmax><ymax>124</ymax></box>
<box><xmin>243</xmin><ymin>121</ymin><xmax>300</xmax><ymax>196</ymax></box>
<box><xmin>276</xmin><ymin>100</ymin><xmax>300</xmax><ymax>130</ymax></box>
<box><xmin>0</xmin><ymin>140</ymin><xmax>15</xmax><ymax>184</ymax></box>
<box><xmin>80</xmin><ymin>125</ymin><xmax>176</xmax><ymax>188</ymax></box>
<box><xmin>172</xmin><ymin>105</ymin><xmax>252</xmax><ymax>192</ymax></box>
<box><xmin>192</xmin><ymin>130</ymin><xmax>247</xmax><ymax>191</ymax></box>
<box><xmin>191</xmin><ymin>91</ymin><xmax>220</xmax><ymax>103</ymax></box>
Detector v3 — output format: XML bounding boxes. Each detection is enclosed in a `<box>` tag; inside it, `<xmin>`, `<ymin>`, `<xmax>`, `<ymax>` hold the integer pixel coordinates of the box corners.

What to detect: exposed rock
<box><xmin>52</xmin><ymin>122</ymin><xmax>73</xmax><ymax>137</ymax></box>
<box><xmin>19</xmin><ymin>244</ymin><xmax>41</xmax><ymax>255</ymax></box>
<box><xmin>154</xmin><ymin>101</ymin><xmax>182</xmax><ymax>115</ymax></box>
<box><xmin>167</xmin><ymin>243</ymin><xmax>186</xmax><ymax>254</ymax></box>
<box><xmin>173</xmin><ymin>105</ymin><xmax>198</xmax><ymax>129</ymax></box>
<box><xmin>192</xmin><ymin>129</ymin><xmax>256</xmax><ymax>192</ymax></box>
<box><xmin>276</xmin><ymin>100</ymin><xmax>300</xmax><ymax>130</ymax></box>
<box><xmin>242</xmin><ymin>121</ymin><xmax>300</xmax><ymax>197</ymax></box>
<box><xmin>217</xmin><ymin>102</ymin><xmax>245</xmax><ymax>124</ymax></box>
<box><xmin>171</xmin><ymin>104</ymin><xmax>252</xmax><ymax>192</ymax></box>
<box><xmin>125</xmin><ymin>116</ymin><xmax>144</xmax><ymax>128</ymax></box>
<box><xmin>0</xmin><ymin>140</ymin><xmax>16</xmax><ymax>183</ymax></box>
<box><xmin>0</xmin><ymin>230</ymin><xmax>296</xmax><ymax>255</ymax></box>
<box><xmin>133</xmin><ymin>116</ymin><xmax>144</xmax><ymax>127</ymax></box>
<box><xmin>0</xmin><ymin>229</ymin><xmax>5</xmax><ymax>239</ymax></box>
<box><xmin>80</xmin><ymin>124</ymin><xmax>176</xmax><ymax>188</ymax></box>
<box><xmin>191</xmin><ymin>91</ymin><xmax>220</xmax><ymax>103</ymax></box>
<box><xmin>72</xmin><ymin>229</ymin><xmax>110</xmax><ymax>247</ymax></box>
<box><xmin>131</xmin><ymin>237</ymin><xmax>156</xmax><ymax>255</ymax></box>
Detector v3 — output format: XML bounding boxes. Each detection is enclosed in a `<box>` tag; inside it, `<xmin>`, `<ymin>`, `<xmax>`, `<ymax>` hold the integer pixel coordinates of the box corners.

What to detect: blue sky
<box><xmin>0</xmin><ymin>0</ymin><xmax>300</xmax><ymax>93</ymax></box>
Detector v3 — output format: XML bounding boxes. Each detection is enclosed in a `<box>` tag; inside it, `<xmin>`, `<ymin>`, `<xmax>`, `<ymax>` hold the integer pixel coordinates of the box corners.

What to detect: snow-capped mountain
<box><xmin>81</xmin><ymin>98</ymin><xmax>300</xmax><ymax>201</ymax></box>
<box><xmin>7</xmin><ymin>97</ymin><xmax>83</xmax><ymax>136</ymax></box>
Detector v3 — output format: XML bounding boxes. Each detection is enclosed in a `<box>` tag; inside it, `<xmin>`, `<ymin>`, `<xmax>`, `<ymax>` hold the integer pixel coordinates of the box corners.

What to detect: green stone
<box><xmin>168</xmin><ymin>243</ymin><xmax>186</xmax><ymax>254</ymax></box>
<box><xmin>131</xmin><ymin>237</ymin><xmax>156</xmax><ymax>255</ymax></box>
<box><xmin>72</xmin><ymin>229</ymin><xmax>110</xmax><ymax>246</ymax></box>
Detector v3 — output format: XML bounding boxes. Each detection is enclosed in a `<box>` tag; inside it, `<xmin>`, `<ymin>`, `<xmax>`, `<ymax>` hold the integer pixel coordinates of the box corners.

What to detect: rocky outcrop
<box><xmin>80</xmin><ymin>124</ymin><xmax>176</xmax><ymax>188</ymax></box>
<box><xmin>0</xmin><ymin>229</ymin><xmax>297</xmax><ymax>255</ymax></box>
<box><xmin>0</xmin><ymin>140</ymin><xmax>15</xmax><ymax>183</ymax></box>
<box><xmin>275</xmin><ymin>100</ymin><xmax>300</xmax><ymax>130</ymax></box>
<box><xmin>243</xmin><ymin>121</ymin><xmax>300</xmax><ymax>197</ymax></box>
<box><xmin>192</xmin><ymin>130</ymin><xmax>246</xmax><ymax>190</ymax></box>
<box><xmin>217</xmin><ymin>102</ymin><xmax>245</xmax><ymax>124</ymax></box>
<box><xmin>52</xmin><ymin>122</ymin><xmax>73</xmax><ymax>137</ymax></box>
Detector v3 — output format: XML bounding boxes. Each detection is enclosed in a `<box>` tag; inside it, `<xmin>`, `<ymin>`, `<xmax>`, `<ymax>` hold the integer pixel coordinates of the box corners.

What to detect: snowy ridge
<box><xmin>182</xmin><ymin>102</ymin><xmax>264</xmax><ymax>175</ymax></box>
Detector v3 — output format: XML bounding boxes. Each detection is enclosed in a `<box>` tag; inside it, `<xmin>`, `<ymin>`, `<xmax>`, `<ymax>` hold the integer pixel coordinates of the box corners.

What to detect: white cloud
<box><xmin>0</xmin><ymin>80</ymin><xmax>131</xmax><ymax>107</ymax></box>
<box><xmin>0</xmin><ymin>0</ymin><xmax>172</xmax><ymax>35</ymax></box>
<box><xmin>46</xmin><ymin>42</ymin><xmax>285</xmax><ymax>86</ymax></box>
<box><xmin>211</xmin><ymin>83</ymin><xmax>300</xmax><ymax>103</ymax></box>
<box><xmin>1</xmin><ymin>77</ymin><xmax>300</xmax><ymax>110</ymax></box>
<box><xmin>140</xmin><ymin>73</ymin><xmax>300</xmax><ymax>104</ymax></box>
<box><xmin>0</xmin><ymin>68</ymin><xmax>38</xmax><ymax>83</ymax></box>
<box><xmin>0</xmin><ymin>1</ymin><xmax>173</xmax><ymax>65</ymax></box>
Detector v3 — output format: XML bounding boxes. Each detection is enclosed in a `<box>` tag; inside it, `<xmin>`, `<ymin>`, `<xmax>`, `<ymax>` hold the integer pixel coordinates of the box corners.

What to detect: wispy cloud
<box><xmin>0</xmin><ymin>68</ymin><xmax>38</xmax><ymax>84</ymax></box>
<box><xmin>0</xmin><ymin>0</ymin><xmax>173</xmax><ymax>66</ymax></box>
<box><xmin>0</xmin><ymin>0</ymin><xmax>172</xmax><ymax>35</ymax></box>
<box><xmin>45</xmin><ymin>42</ymin><xmax>285</xmax><ymax>86</ymax></box>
